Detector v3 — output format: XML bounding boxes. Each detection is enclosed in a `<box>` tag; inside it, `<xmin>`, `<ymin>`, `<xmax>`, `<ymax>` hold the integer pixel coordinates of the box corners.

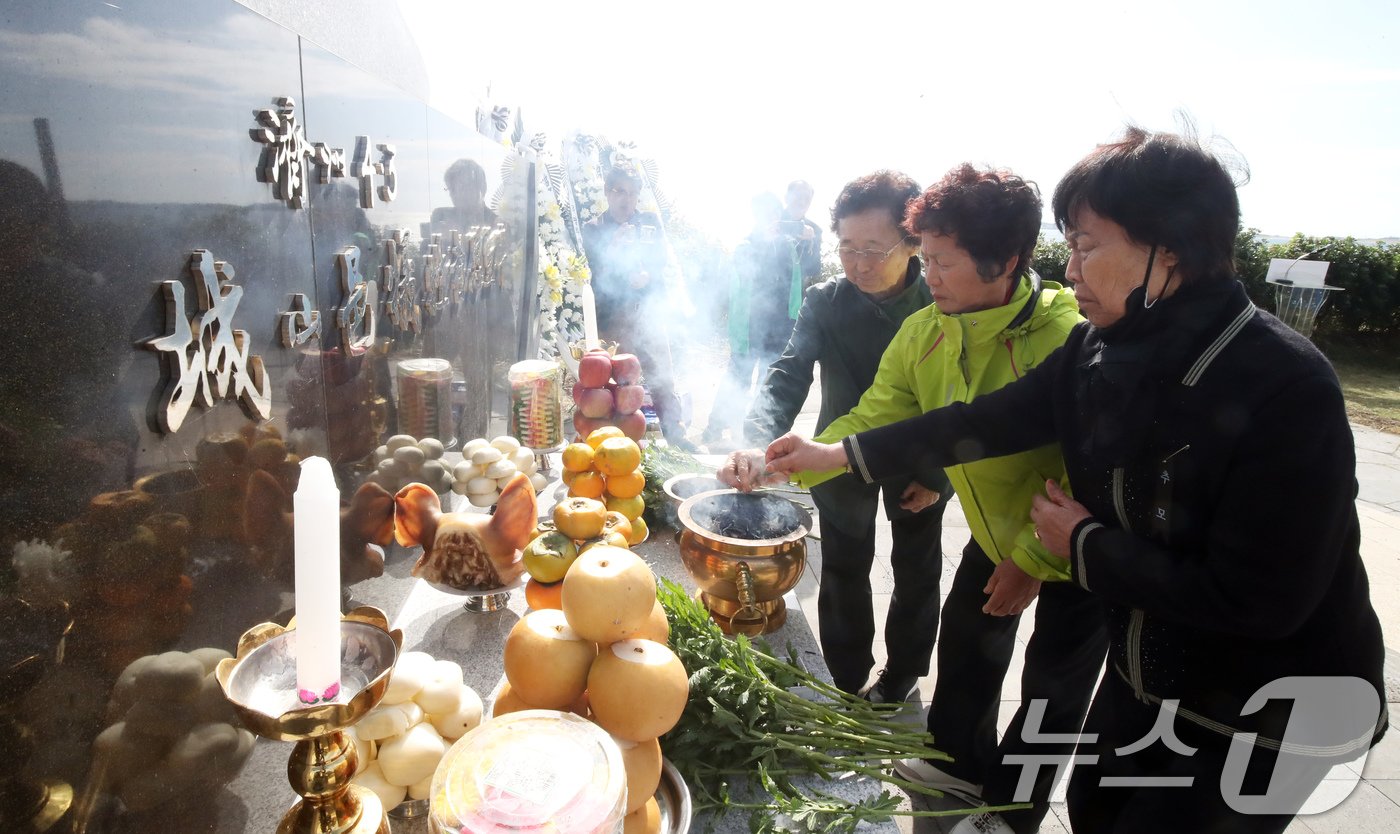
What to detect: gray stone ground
<box><xmin>675</xmin><ymin>335</ymin><xmax>1400</xmax><ymax>833</ymax></box>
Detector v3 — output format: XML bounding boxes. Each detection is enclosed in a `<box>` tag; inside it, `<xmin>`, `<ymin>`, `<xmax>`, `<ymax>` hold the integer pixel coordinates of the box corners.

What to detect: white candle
<box><xmin>580</xmin><ymin>284</ymin><xmax>599</xmax><ymax>345</ymax></box>
<box><xmin>294</xmin><ymin>456</ymin><xmax>341</xmax><ymax>705</ymax></box>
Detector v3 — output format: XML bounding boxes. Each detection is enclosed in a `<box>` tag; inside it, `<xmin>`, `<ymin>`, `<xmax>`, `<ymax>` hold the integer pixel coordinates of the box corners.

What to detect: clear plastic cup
<box><xmin>397</xmin><ymin>358</ymin><xmax>454</xmax><ymax>447</ymax></box>
<box><xmin>429</xmin><ymin>710</ymin><xmax>626</xmax><ymax>833</ymax></box>
<box><xmin>507</xmin><ymin>360</ymin><xmax>563</xmax><ymax>450</ymax></box>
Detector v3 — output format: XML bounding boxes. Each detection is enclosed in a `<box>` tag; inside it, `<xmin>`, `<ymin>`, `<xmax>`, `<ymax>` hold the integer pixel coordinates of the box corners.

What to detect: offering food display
<box><xmin>488</xmin><ymin>545</ymin><xmax>686</xmax><ymax>833</ymax></box>
<box><xmin>508</xmin><ymin>359</ymin><xmax>565</xmax><ymax>450</ymax></box>
<box><xmin>364</xmin><ymin>433</ymin><xmax>456</xmax><ymax>497</ymax></box>
<box><xmin>570</xmin><ymin>348</ymin><xmax>648</xmax><ymax>441</ymax></box>
<box><xmin>394</xmin><ymin>472</ymin><xmax>538</xmax><ymax>590</ymax></box>
<box><xmin>91</xmin><ymin>648</ymin><xmax>255</xmax><ymax>811</ymax></box>
<box><xmin>452</xmin><ymin>435</ymin><xmax>549</xmax><ymax>507</ymax></box>
<box><xmin>561</xmin><ymin>428</ymin><xmax>649</xmax><ymax>545</ymax></box>
<box><xmin>347</xmin><ymin>650</ymin><xmax>484</xmax><ymax>811</ymax></box>
<box><xmin>429</xmin><ymin>710</ymin><xmax>628</xmax><ymax>834</ymax></box>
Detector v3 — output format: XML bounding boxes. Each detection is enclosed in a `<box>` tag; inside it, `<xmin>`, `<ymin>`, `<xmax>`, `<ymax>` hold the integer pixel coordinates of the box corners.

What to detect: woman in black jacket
<box><xmin>765</xmin><ymin>128</ymin><xmax>1387</xmax><ymax>834</ymax></box>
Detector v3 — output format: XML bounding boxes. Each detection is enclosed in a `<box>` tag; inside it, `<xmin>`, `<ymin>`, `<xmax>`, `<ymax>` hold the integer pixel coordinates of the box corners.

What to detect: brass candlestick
<box><xmin>0</xmin><ymin>598</ymin><xmax>74</xmax><ymax>834</ymax></box>
<box><xmin>216</xmin><ymin>607</ymin><xmax>402</xmax><ymax>834</ymax></box>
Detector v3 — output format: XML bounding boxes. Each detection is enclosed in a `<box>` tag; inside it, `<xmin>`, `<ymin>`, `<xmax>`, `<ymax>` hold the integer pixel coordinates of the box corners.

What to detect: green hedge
<box><xmin>1032</xmin><ymin>231</ymin><xmax>1400</xmax><ymax>350</ymax></box>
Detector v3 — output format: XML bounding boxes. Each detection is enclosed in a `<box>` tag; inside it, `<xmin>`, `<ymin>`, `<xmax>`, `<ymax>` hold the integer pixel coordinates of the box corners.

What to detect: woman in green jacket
<box><xmin>723</xmin><ymin>165</ymin><xmax>1108</xmax><ymax>834</ymax></box>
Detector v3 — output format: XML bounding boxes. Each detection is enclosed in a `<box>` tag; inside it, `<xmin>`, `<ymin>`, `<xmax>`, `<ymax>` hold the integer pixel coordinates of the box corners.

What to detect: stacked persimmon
<box><xmin>498</xmin><ymin>546</ymin><xmax>683</xmax><ymax>832</ymax></box>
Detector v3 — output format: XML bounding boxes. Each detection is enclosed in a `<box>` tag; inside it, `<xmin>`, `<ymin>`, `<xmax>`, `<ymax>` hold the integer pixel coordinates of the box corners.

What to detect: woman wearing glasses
<box><xmin>724</xmin><ymin>165</ymin><xmax>1106</xmax><ymax>834</ymax></box>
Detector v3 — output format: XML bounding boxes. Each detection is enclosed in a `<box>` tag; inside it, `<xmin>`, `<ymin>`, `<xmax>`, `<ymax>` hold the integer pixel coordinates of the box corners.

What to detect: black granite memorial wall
<box><xmin>0</xmin><ymin>2</ymin><xmax>536</xmax><ymax>829</ymax></box>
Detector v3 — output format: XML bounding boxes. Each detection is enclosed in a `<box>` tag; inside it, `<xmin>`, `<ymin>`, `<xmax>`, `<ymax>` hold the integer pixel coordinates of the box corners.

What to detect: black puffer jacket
<box><xmin>844</xmin><ymin>278</ymin><xmax>1387</xmax><ymax>751</ymax></box>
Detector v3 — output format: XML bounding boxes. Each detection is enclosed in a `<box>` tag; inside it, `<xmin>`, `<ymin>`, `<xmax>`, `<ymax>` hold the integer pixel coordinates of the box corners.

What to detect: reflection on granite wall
<box><xmin>0</xmin><ymin>1</ymin><xmax>535</xmax><ymax>830</ymax></box>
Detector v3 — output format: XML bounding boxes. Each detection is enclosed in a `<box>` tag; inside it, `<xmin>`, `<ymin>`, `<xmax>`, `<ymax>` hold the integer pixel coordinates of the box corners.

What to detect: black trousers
<box><xmin>929</xmin><ymin>539</ymin><xmax>1108</xmax><ymax>834</ymax></box>
<box><xmin>813</xmin><ymin>481</ymin><xmax>948</xmax><ymax>694</ymax></box>
<box><xmin>1067</xmin><ymin>673</ymin><xmax>1334</xmax><ymax>834</ymax></box>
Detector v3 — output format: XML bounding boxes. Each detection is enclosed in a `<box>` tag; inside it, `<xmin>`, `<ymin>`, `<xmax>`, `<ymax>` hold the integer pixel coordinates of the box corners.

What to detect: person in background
<box><xmin>726</xmin><ymin>165</ymin><xmax>1105</xmax><ymax>834</ymax></box>
<box><xmin>0</xmin><ymin>160</ymin><xmax>135</xmax><ymax>541</ymax></box>
<box><xmin>718</xmin><ymin>171</ymin><xmax>953</xmax><ymax>704</ymax></box>
<box><xmin>580</xmin><ymin>163</ymin><xmax>691</xmax><ymax>447</ymax></box>
<box><xmin>430</xmin><ymin>158</ymin><xmax>497</xmax><ymax>234</ymax></box>
<box><xmin>763</xmin><ymin>130</ymin><xmax>1387</xmax><ymax>834</ymax></box>
<box><xmin>782</xmin><ymin>179</ymin><xmax>823</xmax><ymax>289</ymax></box>
<box><xmin>704</xmin><ymin>193</ymin><xmax>808</xmax><ymax>448</ymax></box>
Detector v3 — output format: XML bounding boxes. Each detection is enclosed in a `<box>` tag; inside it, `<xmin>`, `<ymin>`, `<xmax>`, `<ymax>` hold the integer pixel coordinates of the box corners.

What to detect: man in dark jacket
<box><xmin>741</xmin><ymin>171</ymin><xmax>951</xmax><ymax>702</ymax></box>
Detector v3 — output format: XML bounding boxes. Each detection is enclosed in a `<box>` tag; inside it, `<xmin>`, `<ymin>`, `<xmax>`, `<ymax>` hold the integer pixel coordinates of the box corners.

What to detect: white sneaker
<box><xmin>950</xmin><ymin>812</ymin><xmax>1014</xmax><ymax>834</ymax></box>
<box><xmin>891</xmin><ymin>757</ymin><xmax>982</xmax><ymax>804</ymax></box>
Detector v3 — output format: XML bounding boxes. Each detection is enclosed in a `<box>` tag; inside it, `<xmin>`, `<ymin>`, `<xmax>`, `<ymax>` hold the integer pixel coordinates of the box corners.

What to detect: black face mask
<box><xmin>1097</xmin><ymin>245</ymin><xmax>1161</xmax><ymax>344</ymax></box>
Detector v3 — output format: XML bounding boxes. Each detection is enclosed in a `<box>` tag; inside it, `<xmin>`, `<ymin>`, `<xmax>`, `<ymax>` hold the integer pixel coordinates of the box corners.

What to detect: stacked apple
<box><xmin>572</xmin><ymin>349</ymin><xmax>647</xmax><ymax>442</ymax></box>
<box><xmin>498</xmin><ymin>547</ymin><xmax>683</xmax><ymax>832</ymax></box>
<box><xmin>348</xmin><ymin>651</ymin><xmax>484</xmax><ymax>811</ymax></box>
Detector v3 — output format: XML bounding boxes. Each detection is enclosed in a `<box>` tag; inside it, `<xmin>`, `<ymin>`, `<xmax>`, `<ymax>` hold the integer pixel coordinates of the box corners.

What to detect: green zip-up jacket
<box><xmin>793</xmin><ymin>274</ymin><xmax>1083</xmax><ymax>580</ymax></box>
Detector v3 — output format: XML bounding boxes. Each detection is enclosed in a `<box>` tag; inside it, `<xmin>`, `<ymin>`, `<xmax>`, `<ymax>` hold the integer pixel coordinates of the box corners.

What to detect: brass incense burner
<box><xmin>215</xmin><ymin>607</ymin><xmax>402</xmax><ymax>834</ymax></box>
<box><xmin>677</xmin><ymin>490</ymin><xmax>810</xmax><ymax>636</ymax></box>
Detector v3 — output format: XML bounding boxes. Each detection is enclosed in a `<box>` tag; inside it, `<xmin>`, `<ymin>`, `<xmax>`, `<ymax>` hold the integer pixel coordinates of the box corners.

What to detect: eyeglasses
<box><xmin>837</xmin><ymin>240</ymin><xmax>907</xmax><ymax>264</ymax></box>
<box><xmin>606</xmin><ymin>186</ymin><xmax>640</xmax><ymax>199</ymax></box>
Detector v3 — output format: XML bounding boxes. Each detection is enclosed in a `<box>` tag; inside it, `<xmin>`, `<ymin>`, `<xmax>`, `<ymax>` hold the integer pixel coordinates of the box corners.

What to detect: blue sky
<box><xmin>419</xmin><ymin>1</ymin><xmax>1398</xmax><ymax>244</ymax></box>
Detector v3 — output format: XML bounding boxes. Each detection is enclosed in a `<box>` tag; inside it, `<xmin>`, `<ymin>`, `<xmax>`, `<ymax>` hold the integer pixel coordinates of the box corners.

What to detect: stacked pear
<box><xmin>498</xmin><ymin>546</ymin><xmax>684</xmax><ymax>827</ymax></box>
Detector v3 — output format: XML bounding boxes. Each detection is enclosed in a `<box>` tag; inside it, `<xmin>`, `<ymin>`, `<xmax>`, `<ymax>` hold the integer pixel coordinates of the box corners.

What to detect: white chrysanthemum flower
<box><xmin>12</xmin><ymin>539</ymin><xmax>73</xmax><ymax>606</ymax></box>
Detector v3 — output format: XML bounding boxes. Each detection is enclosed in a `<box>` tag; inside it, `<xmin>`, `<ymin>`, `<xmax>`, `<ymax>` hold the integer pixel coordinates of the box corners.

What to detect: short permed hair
<box><xmin>1052</xmin><ymin>127</ymin><xmax>1242</xmax><ymax>284</ymax></box>
<box><xmin>830</xmin><ymin>170</ymin><xmax>922</xmax><ymax>238</ymax></box>
<box><xmin>904</xmin><ymin>164</ymin><xmax>1041</xmax><ymax>282</ymax></box>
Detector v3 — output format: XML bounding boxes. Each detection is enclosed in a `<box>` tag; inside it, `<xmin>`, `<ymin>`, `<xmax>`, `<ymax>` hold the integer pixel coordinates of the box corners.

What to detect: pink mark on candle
<box><xmin>296</xmin><ymin>682</ymin><xmax>342</xmax><ymax>705</ymax></box>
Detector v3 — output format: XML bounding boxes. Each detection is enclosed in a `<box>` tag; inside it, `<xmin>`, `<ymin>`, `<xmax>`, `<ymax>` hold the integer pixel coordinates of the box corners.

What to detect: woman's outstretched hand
<box><xmin>718</xmin><ymin>449</ymin><xmax>785</xmax><ymax>492</ymax></box>
<box><xmin>764</xmin><ymin>433</ymin><xmax>849</xmax><ymax>478</ymax></box>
